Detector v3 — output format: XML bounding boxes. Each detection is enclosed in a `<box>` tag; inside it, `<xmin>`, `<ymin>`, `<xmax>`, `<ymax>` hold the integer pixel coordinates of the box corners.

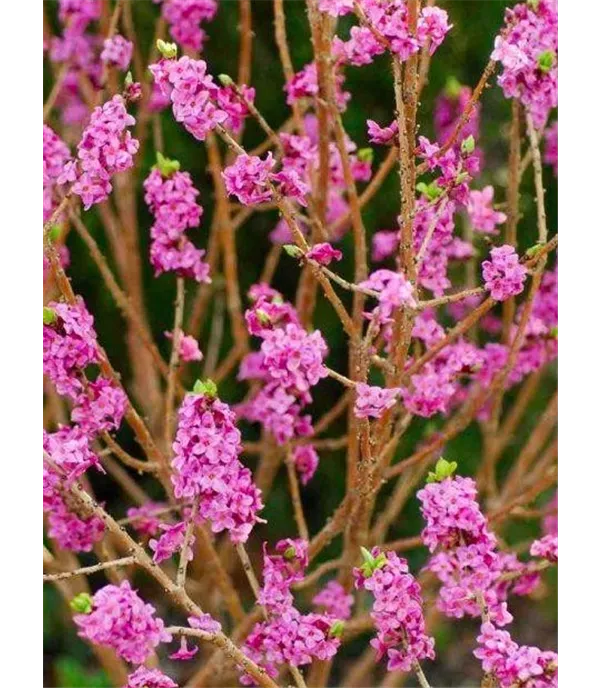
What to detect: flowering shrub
<box><xmin>43</xmin><ymin>1</ymin><xmax>557</xmax><ymax>687</ymax></box>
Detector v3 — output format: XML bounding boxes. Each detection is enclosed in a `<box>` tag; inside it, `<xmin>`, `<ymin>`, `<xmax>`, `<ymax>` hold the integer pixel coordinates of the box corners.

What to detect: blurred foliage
<box><xmin>44</xmin><ymin>1</ymin><xmax>557</xmax><ymax>685</ymax></box>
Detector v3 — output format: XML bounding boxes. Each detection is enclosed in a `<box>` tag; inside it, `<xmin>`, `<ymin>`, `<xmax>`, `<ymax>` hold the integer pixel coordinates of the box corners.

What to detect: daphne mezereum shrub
<box><xmin>43</xmin><ymin>1</ymin><xmax>558</xmax><ymax>686</ymax></box>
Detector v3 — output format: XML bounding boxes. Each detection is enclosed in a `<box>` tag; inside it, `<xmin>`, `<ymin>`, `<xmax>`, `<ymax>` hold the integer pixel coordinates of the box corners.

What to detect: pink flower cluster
<box><xmin>306</xmin><ymin>242</ymin><xmax>342</xmax><ymax>266</ymax></box>
<box><xmin>71</xmin><ymin>376</ymin><xmax>127</xmax><ymax>434</ymax></box>
<box><xmin>292</xmin><ymin>444</ymin><xmax>320</xmax><ymax>485</ymax></box>
<box><xmin>149</xmin><ymin>520</ymin><xmax>196</xmax><ymax>564</ymax></box>
<box><xmin>43</xmin><ymin>125</ymin><xmax>70</xmax><ymax>222</ymax></box>
<box><xmin>144</xmin><ymin>165</ymin><xmax>210</xmax><ymax>282</ymax></box>
<box><xmin>354</xmin><ymin>550</ymin><xmax>435</xmax><ymax>672</ymax></box>
<box><xmin>258</xmin><ymin>538</ymin><xmax>308</xmax><ymax>615</ymax></box>
<box><xmin>43</xmin><ymin>299</ymin><xmax>100</xmax><ymax>398</ymax></box>
<box><xmin>165</xmin><ymin>331</ymin><xmax>204</xmax><ymax>362</ymax></box>
<box><xmin>171</xmin><ymin>389</ymin><xmax>264</xmax><ymax>543</ymax></box>
<box><xmin>467</xmin><ymin>187</ymin><xmax>507</xmax><ymax>235</ymax></box>
<box><xmin>150</xmin><ymin>56</ymin><xmax>252</xmax><ymax>141</ymax></box>
<box><xmin>434</xmin><ymin>83</ymin><xmax>481</xmax><ymax>156</ymax></box>
<box><xmin>530</xmin><ymin>535</ymin><xmax>558</xmax><ymax>563</ymax></box>
<box><xmin>312</xmin><ymin>580</ymin><xmax>354</xmax><ymax>621</ymax></box>
<box><xmin>492</xmin><ymin>0</ymin><xmax>558</xmax><ymax>127</ymax></box>
<box><xmin>482</xmin><ymin>245</ymin><xmax>527</xmax><ymax>301</ymax></box>
<box><xmin>59</xmin><ymin>95</ymin><xmax>138</xmax><ymax>209</ymax></box>
<box><xmin>100</xmin><ymin>34</ymin><xmax>132</xmax><ymax>70</ymax></box>
<box><xmin>354</xmin><ymin>383</ymin><xmax>401</xmax><ymax>420</ymax></box>
<box><xmin>126</xmin><ymin>502</ymin><xmax>167</xmax><ymax>538</ymax></box>
<box><xmin>474</xmin><ymin>623</ymin><xmax>558</xmax><ymax>687</ymax></box>
<box><xmin>74</xmin><ymin>581</ymin><xmax>172</xmax><ymax>664</ymax></box>
<box><xmin>125</xmin><ymin>667</ymin><xmax>177</xmax><ymax>688</ymax></box>
<box><xmin>161</xmin><ymin>0</ymin><xmax>218</xmax><ymax>52</ymax></box>
<box><xmin>239</xmin><ymin>287</ymin><xmax>328</xmax><ymax>445</ymax></box>
<box><xmin>360</xmin><ymin>269</ymin><xmax>416</xmax><ymax>333</ymax></box>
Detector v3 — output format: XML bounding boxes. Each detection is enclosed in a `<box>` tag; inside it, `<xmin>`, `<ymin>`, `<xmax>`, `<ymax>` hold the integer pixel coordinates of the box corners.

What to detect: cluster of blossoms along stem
<box><xmin>354</xmin><ymin>548</ymin><xmax>435</xmax><ymax>672</ymax></box>
<box><xmin>434</xmin><ymin>78</ymin><xmax>483</xmax><ymax>160</ymax></box>
<box><xmin>291</xmin><ymin>444</ymin><xmax>320</xmax><ymax>485</ymax></box>
<box><xmin>242</xmin><ymin>539</ymin><xmax>344</xmax><ymax>683</ymax></box>
<box><xmin>165</xmin><ymin>330</ymin><xmax>204</xmax><ymax>362</ymax></box>
<box><xmin>492</xmin><ymin>0</ymin><xmax>558</xmax><ymax>127</ymax></box>
<box><xmin>482</xmin><ymin>244</ymin><xmax>528</xmax><ymax>301</ymax></box>
<box><xmin>160</xmin><ymin>0</ymin><xmax>218</xmax><ymax>52</ymax></box>
<box><xmin>238</xmin><ymin>284</ymin><xmax>328</xmax><ymax>445</ymax></box>
<box><xmin>59</xmin><ymin>95</ymin><xmax>139</xmax><ymax>209</ymax></box>
<box><xmin>467</xmin><ymin>186</ymin><xmax>507</xmax><ymax>235</ymax></box>
<box><xmin>171</xmin><ymin>383</ymin><xmax>264</xmax><ymax>543</ymax></box>
<box><xmin>474</xmin><ymin>622</ymin><xmax>558</xmax><ymax>687</ymax></box>
<box><xmin>268</xmin><ymin>115</ymin><xmax>372</xmax><ymax>245</ymax></box>
<box><xmin>100</xmin><ymin>34</ymin><xmax>133</xmax><ymax>71</ymax></box>
<box><xmin>74</xmin><ymin>581</ymin><xmax>172</xmax><ymax>664</ymax></box>
<box><xmin>143</xmin><ymin>157</ymin><xmax>211</xmax><ymax>282</ymax></box>
<box><xmin>150</xmin><ymin>55</ymin><xmax>253</xmax><ymax>141</ymax></box>
<box><xmin>124</xmin><ymin>666</ymin><xmax>178</xmax><ymax>688</ymax></box>
<box><xmin>43</xmin><ymin>125</ymin><xmax>70</xmax><ymax>222</ymax></box>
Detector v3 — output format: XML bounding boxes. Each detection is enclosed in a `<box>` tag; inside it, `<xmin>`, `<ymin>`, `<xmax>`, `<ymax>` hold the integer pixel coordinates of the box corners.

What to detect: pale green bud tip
<box><xmin>359</xmin><ymin>547</ymin><xmax>387</xmax><ymax>577</ymax></box>
<box><xmin>329</xmin><ymin>621</ymin><xmax>345</xmax><ymax>638</ymax></box>
<box><xmin>70</xmin><ymin>593</ymin><xmax>93</xmax><ymax>614</ymax></box>
<box><xmin>549</xmin><ymin>326</ymin><xmax>558</xmax><ymax>339</ymax></box>
<box><xmin>49</xmin><ymin>225</ymin><xmax>62</xmax><ymax>242</ymax></box>
<box><xmin>527</xmin><ymin>0</ymin><xmax>540</xmax><ymax>10</ymax></box>
<box><xmin>461</xmin><ymin>135</ymin><xmax>475</xmax><ymax>155</ymax></box>
<box><xmin>426</xmin><ymin>457</ymin><xmax>458</xmax><ymax>483</ymax></box>
<box><xmin>283</xmin><ymin>244</ymin><xmax>303</xmax><ymax>258</ymax></box>
<box><xmin>218</xmin><ymin>74</ymin><xmax>234</xmax><ymax>87</ymax></box>
<box><xmin>43</xmin><ymin>307</ymin><xmax>57</xmax><ymax>326</ymax></box>
<box><xmin>283</xmin><ymin>546</ymin><xmax>297</xmax><ymax>560</ymax></box>
<box><xmin>537</xmin><ymin>51</ymin><xmax>555</xmax><ymax>73</ymax></box>
<box><xmin>525</xmin><ymin>243</ymin><xmax>543</xmax><ymax>259</ymax></box>
<box><xmin>416</xmin><ymin>181</ymin><xmax>442</xmax><ymax>201</ymax></box>
<box><xmin>445</xmin><ymin>76</ymin><xmax>462</xmax><ymax>99</ymax></box>
<box><xmin>357</xmin><ymin>147</ymin><xmax>374</xmax><ymax>163</ymax></box>
<box><xmin>256</xmin><ymin>309</ymin><xmax>271</xmax><ymax>326</ymax></box>
<box><xmin>193</xmin><ymin>378</ymin><xmax>218</xmax><ymax>397</ymax></box>
<box><xmin>157</xmin><ymin>39</ymin><xmax>177</xmax><ymax>59</ymax></box>
<box><xmin>124</xmin><ymin>71</ymin><xmax>134</xmax><ymax>87</ymax></box>
<box><xmin>155</xmin><ymin>151</ymin><xmax>181</xmax><ymax>178</ymax></box>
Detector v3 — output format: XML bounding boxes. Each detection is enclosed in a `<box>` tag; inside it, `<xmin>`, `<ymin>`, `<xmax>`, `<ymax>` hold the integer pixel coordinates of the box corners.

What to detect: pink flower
<box><xmin>306</xmin><ymin>243</ymin><xmax>342</xmax><ymax>266</ymax></box>
<box><xmin>334</xmin><ymin>26</ymin><xmax>386</xmax><ymax>66</ymax></box>
<box><xmin>292</xmin><ymin>444</ymin><xmax>319</xmax><ymax>485</ymax></box>
<box><xmin>312</xmin><ymin>581</ymin><xmax>354</xmax><ymax>620</ymax></box>
<box><xmin>74</xmin><ymin>581</ymin><xmax>172</xmax><ymax>664</ymax></box>
<box><xmin>530</xmin><ymin>535</ymin><xmax>558</xmax><ymax>563</ymax></box>
<box><xmin>125</xmin><ymin>667</ymin><xmax>178</xmax><ymax>688</ymax></box>
<box><xmin>258</xmin><ymin>538</ymin><xmax>308</xmax><ymax>615</ymax></box>
<box><xmin>165</xmin><ymin>331</ymin><xmax>204</xmax><ymax>362</ymax></box>
<box><xmin>126</xmin><ymin>502</ymin><xmax>167</xmax><ymax>538</ymax></box>
<box><xmin>354</xmin><ymin>383</ymin><xmax>400</xmax><ymax>419</ymax></box>
<box><xmin>100</xmin><ymin>34</ymin><xmax>133</xmax><ymax>70</ymax></box>
<box><xmin>162</xmin><ymin>0</ymin><xmax>218</xmax><ymax>52</ymax></box>
<box><xmin>416</xmin><ymin>7</ymin><xmax>453</xmax><ymax>55</ymax></box>
<box><xmin>366</xmin><ymin>119</ymin><xmax>399</xmax><ymax>146</ymax></box>
<box><xmin>71</xmin><ymin>376</ymin><xmax>128</xmax><ymax>435</ymax></box>
<box><xmin>354</xmin><ymin>550</ymin><xmax>435</xmax><ymax>672</ymax></box>
<box><xmin>149</xmin><ymin>520</ymin><xmax>196</xmax><ymax>564</ymax></box>
<box><xmin>317</xmin><ymin>0</ymin><xmax>354</xmax><ymax>16</ymax></box>
<box><xmin>169</xmin><ymin>636</ymin><xmax>198</xmax><ymax>661</ymax></box>
<box><xmin>467</xmin><ymin>187</ymin><xmax>507</xmax><ymax>235</ymax></box>
<box><xmin>223</xmin><ymin>153</ymin><xmax>275</xmax><ymax>206</ymax></box>
<box><xmin>482</xmin><ymin>245</ymin><xmax>527</xmax><ymax>301</ymax></box>
<box><xmin>401</xmin><ymin>365</ymin><xmax>456</xmax><ymax>418</ymax></box>
<box><xmin>360</xmin><ymin>269</ymin><xmax>417</xmax><ymax>327</ymax></box>
<box><xmin>188</xmin><ymin>613</ymin><xmax>222</xmax><ymax>633</ymax></box>
<box><xmin>43</xmin><ymin>125</ymin><xmax>70</xmax><ymax>221</ymax></box>
<box><xmin>371</xmin><ymin>230</ymin><xmax>399</xmax><ymax>262</ymax></box>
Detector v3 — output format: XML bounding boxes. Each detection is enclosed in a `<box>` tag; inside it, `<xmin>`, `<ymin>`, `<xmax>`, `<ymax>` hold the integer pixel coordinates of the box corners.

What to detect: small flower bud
<box><xmin>416</xmin><ymin>181</ymin><xmax>442</xmax><ymax>201</ymax></box>
<box><xmin>525</xmin><ymin>243</ymin><xmax>543</xmax><ymax>259</ymax></box>
<box><xmin>43</xmin><ymin>307</ymin><xmax>57</xmax><ymax>326</ymax></box>
<box><xmin>426</xmin><ymin>457</ymin><xmax>458</xmax><ymax>483</ymax></box>
<box><xmin>329</xmin><ymin>620</ymin><xmax>345</xmax><ymax>638</ymax></box>
<box><xmin>461</xmin><ymin>135</ymin><xmax>475</xmax><ymax>155</ymax></box>
<box><xmin>283</xmin><ymin>244</ymin><xmax>303</xmax><ymax>259</ymax></box>
<box><xmin>445</xmin><ymin>76</ymin><xmax>462</xmax><ymax>99</ymax></box>
<box><xmin>218</xmin><ymin>74</ymin><xmax>234</xmax><ymax>87</ymax></box>
<box><xmin>156</xmin><ymin>39</ymin><xmax>177</xmax><ymax>59</ymax></box>
<box><xmin>193</xmin><ymin>379</ymin><xmax>218</xmax><ymax>398</ymax></box>
<box><xmin>255</xmin><ymin>309</ymin><xmax>271</xmax><ymax>326</ymax></box>
<box><xmin>537</xmin><ymin>50</ymin><xmax>555</xmax><ymax>73</ymax></box>
<box><xmin>357</xmin><ymin>147</ymin><xmax>374</xmax><ymax>163</ymax></box>
<box><xmin>154</xmin><ymin>152</ymin><xmax>181</xmax><ymax>178</ymax></box>
<box><xmin>70</xmin><ymin>592</ymin><xmax>93</xmax><ymax>614</ymax></box>
<box><xmin>283</xmin><ymin>545</ymin><xmax>297</xmax><ymax>560</ymax></box>
<box><xmin>48</xmin><ymin>225</ymin><xmax>62</xmax><ymax>242</ymax></box>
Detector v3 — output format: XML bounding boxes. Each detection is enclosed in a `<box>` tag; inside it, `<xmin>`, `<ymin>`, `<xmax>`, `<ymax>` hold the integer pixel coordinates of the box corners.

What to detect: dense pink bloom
<box><xmin>544</xmin><ymin>121</ymin><xmax>558</xmax><ymax>176</ymax></box>
<box><xmin>416</xmin><ymin>7</ymin><xmax>453</xmax><ymax>54</ymax></box>
<box><xmin>149</xmin><ymin>520</ymin><xmax>196</xmax><ymax>564</ymax></box>
<box><xmin>401</xmin><ymin>365</ymin><xmax>456</xmax><ymax>418</ymax></box>
<box><xmin>162</xmin><ymin>0</ymin><xmax>218</xmax><ymax>52</ymax></box>
<box><xmin>482</xmin><ymin>245</ymin><xmax>527</xmax><ymax>301</ymax></box>
<box><xmin>47</xmin><ymin>501</ymin><xmax>106</xmax><ymax>552</ymax></box>
<box><xmin>312</xmin><ymin>581</ymin><xmax>354</xmax><ymax>620</ymax></box>
<box><xmin>43</xmin><ymin>125</ymin><xmax>70</xmax><ymax>221</ymax></box>
<box><xmin>474</xmin><ymin>623</ymin><xmax>558</xmax><ymax>688</ymax></box>
<box><xmin>189</xmin><ymin>613</ymin><xmax>222</xmax><ymax>633</ymax></box>
<box><xmin>71</xmin><ymin>376</ymin><xmax>127</xmax><ymax>435</ymax></box>
<box><xmin>60</xmin><ymin>95</ymin><xmax>139</xmax><ymax>209</ymax></box>
<box><xmin>467</xmin><ymin>187</ymin><xmax>507</xmax><ymax>235</ymax></box>
<box><xmin>417</xmin><ymin>476</ymin><xmax>495</xmax><ymax>551</ymax></box>
<box><xmin>144</xmin><ymin>166</ymin><xmax>210</xmax><ymax>283</ymax></box>
<box><xmin>58</xmin><ymin>0</ymin><xmax>101</xmax><ymax>30</ymax></box>
<box><xmin>492</xmin><ymin>0</ymin><xmax>558</xmax><ymax>127</ymax></box>
<box><xmin>334</xmin><ymin>26</ymin><xmax>386</xmax><ymax>66</ymax></box>
<box><xmin>371</xmin><ymin>230</ymin><xmax>399</xmax><ymax>262</ymax></box>
<box><xmin>285</xmin><ymin>62</ymin><xmax>350</xmax><ymax>110</ymax></box>
<box><xmin>306</xmin><ymin>243</ymin><xmax>342</xmax><ymax>266</ymax></box>
<box><xmin>43</xmin><ymin>298</ymin><xmax>100</xmax><ymax>398</ymax></box>
<box><xmin>354</xmin><ymin>383</ymin><xmax>400</xmax><ymax>419</ymax></box>
<box><xmin>317</xmin><ymin>0</ymin><xmax>353</xmax><ymax>16</ymax></box>
<box><xmin>258</xmin><ymin>538</ymin><xmax>308</xmax><ymax>615</ymax></box>
<box><xmin>125</xmin><ymin>667</ymin><xmax>178</xmax><ymax>688</ymax></box>
<box><xmin>74</xmin><ymin>581</ymin><xmax>171</xmax><ymax>664</ymax></box>
<box><xmin>360</xmin><ymin>269</ymin><xmax>417</xmax><ymax>327</ymax></box>
<box><xmin>171</xmin><ymin>390</ymin><xmax>264</xmax><ymax>543</ymax></box>
<box><xmin>354</xmin><ymin>550</ymin><xmax>435</xmax><ymax>672</ymax></box>
<box><xmin>434</xmin><ymin>84</ymin><xmax>481</xmax><ymax>153</ymax></box>
<box><xmin>292</xmin><ymin>444</ymin><xmax>319</xmax><ymax>485</ymax></box>
<box><xmin>223</xmin><ymin>153</ymin><xmax>275</xmax><ymax>206</ymax></box>
<box><xmin>216</xmin><ymin>84</ymin><xmax>255</xmax><ymax>133</ymax></box>
<box><xmin>43</xmin><ymin>425</ymin><xmax>103</xmax><ymax>483</ymax></box>
<box><xmin>530</xmin><ymin>535</ymin><xmax>558</xmax><ymax>563</ymax></box>
<box><xmin>126</xmin><ymin>502</ymin><xmax>167</xmax><ymax>538</ymax></box>
<box><xmin>150</xmin><ymin>56</ymin><xmax>227</xmax><ymax>141</ymax></box>
<box><xmin>100</xmin><ymin>34</ymin><xmax>132</xmax><ymax>70</ymax></box>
